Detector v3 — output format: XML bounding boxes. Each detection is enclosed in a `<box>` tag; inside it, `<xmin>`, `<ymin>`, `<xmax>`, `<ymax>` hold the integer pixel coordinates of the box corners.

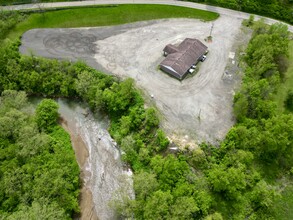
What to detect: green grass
<box><xmin>7</xmin><ymin>4</ymin><xmax>218</xmax><ymax>40</ymax></box>
<box><xmin>273</xmin><ymin>41</ymin><xmax>293</xmax><ymax>113</ymax></box>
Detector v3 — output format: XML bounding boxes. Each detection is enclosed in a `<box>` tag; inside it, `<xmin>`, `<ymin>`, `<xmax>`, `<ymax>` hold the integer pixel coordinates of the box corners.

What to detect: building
<box><xmin>159</xmin><ymin>38</ymin><xmax>208</xmax><ymax>80</ymax></box>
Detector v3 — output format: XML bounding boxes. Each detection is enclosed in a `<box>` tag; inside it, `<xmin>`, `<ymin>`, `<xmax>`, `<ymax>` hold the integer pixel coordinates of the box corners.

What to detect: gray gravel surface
<box><xmin>21</xmin><ymin>16</ymin><xmax>244</xmax><ymax>144</ymax></box>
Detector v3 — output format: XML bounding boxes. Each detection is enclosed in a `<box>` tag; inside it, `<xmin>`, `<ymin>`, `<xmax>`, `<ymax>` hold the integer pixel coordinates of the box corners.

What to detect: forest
<box><xmin>0</xmin><ymin>10</ymin><xmax>293</xmax><ymax>219</ymax></box>
<box><xmin>0</xmin><ymin>91</ymin><xmax>80</xmax><ymax>219</ymax></box>
<box><xmin>189</xmin><ymin>0</ymin><xmax>293</xmax><ymax>24</ymax></box>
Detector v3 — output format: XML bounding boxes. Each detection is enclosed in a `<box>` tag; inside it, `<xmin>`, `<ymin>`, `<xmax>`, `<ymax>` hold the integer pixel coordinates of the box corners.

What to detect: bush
<box><xmin>35</xmin><ymin>99</ymin><xmax>59</xmax><ymax>132</ymax></box>
<box><xmin>0</xmin><ymin>11</ymin><xmax>26</xmax><ymax>40</ymax></box>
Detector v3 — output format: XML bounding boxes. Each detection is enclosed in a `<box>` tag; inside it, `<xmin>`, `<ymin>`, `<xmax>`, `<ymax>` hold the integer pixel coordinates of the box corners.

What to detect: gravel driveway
<box><xmin>20</xmin><ymin>15</ymin><xmax>244</xmax><ymax>144</ymax></box>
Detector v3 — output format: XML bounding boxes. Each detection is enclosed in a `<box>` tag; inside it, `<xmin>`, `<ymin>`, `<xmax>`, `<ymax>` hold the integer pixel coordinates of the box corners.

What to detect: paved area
<box><xmin>21</xmin><ymin>15</ymin><xmax>244</xmax><ymax>143</ymax></box>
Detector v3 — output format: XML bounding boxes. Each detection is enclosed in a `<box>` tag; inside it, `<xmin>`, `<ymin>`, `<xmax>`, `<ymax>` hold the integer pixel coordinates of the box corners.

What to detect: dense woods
<box><xmin>0</xmin><ymin>91</ymin><xmax>80</xmax><ymax>219</ymax></box>
<box><xmin>189</xmin><ymin>0</ymin><xmax>293</xmax><ymax>24</ymax></box>
<box><xmin>0</xmin><ymin>9</ymin><xmax>293</xmax><ymax>220</ymax></box>
<box><xmin>0</xmin><ymin>0</ymin><xmax>79</xmax><ymax>5</ymax></box>
<box><xmin>232</xmin><ymin>20</ymin><xmax>293</xmax><ymax>168</ymax></box>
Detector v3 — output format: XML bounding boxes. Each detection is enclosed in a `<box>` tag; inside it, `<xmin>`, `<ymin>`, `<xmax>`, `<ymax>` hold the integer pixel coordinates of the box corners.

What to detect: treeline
<box><xmin>232</xmin><ymin>20</ymin><xmax>293</xmax><ymax>168</ymax></box>
<box><xmin>188</xmin><ymin>0</ymin><xmax>293</xmax><ymax>24</ymax></box>
<box><xmin>74</xmin><ymin>64</ymin><xmax>170</xmax><ymax>170</ymax></box>
<box><xmin>0</xmin><ymin>11</ymin><xmax>26</xmax><ymax>40</ymax></box>
<box><xmin>195</xmin><ymin>20</ymin><xmax>293</xmax><ymax>218</ymax></box>
<box><xmin>0</xmin><ymin>0</ymin><xmax>79</xmax><ymax>6</ymax></box>
<box><xmin>0</xmin><ymin>91</ymin><xmax>80</xmax><ymax>219</ymax></box>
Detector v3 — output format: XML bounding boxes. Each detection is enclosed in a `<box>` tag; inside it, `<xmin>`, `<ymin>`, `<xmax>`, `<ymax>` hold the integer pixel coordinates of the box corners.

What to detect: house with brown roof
<box><xmin>160</xmin><ymin>38</ymin><xmax>208</xmax><ymax>80</ymax></box>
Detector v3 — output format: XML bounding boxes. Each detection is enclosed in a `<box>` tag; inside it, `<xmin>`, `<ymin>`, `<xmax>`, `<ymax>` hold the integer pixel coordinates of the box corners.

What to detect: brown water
<box><xmin>60</xmin><ymin>117</ymin><xmax>98</xmax><ymax>220</ymax></box>
<box><xmin>56</xmin><ymin>98</ymin><xmax>133</xmax><ymax>220</ymax></box>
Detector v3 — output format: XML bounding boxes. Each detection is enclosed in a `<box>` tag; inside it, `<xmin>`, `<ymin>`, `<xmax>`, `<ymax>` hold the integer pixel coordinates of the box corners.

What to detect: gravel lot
<box><xmin>20</xmin><ymin>15</ymin><xmax>243</xmax><ymax>144</ymax></box>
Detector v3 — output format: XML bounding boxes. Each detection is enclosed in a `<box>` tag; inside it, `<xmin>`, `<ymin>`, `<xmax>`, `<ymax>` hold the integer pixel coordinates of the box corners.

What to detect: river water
<box><xmin>32</xmin><ymin>98</ymin><xmax>133</xmax><ymax>220</ymax></box>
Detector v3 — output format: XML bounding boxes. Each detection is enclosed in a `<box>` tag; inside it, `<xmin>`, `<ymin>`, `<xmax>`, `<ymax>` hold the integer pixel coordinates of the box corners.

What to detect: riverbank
<box><xmin>55</xmin><ymin>98</ymin><xmax>132</xmax><ymax>220</ymax></box>
<box><xmin>60</xmin><ymin>116</ymin><xmax>99</xmax><ymax>220</ymax></box>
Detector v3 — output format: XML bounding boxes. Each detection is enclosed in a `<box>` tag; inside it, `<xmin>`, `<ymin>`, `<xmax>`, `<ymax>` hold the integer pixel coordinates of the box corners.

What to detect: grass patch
<box><xmin>273</xmin><ymin>41</ymin><xmax>293</xmax><ymax>113</ymax></box>
<box><xmin>7</xmin><ymin>4</ymin><xmax>219</xmax><ymax>40</ymax></box>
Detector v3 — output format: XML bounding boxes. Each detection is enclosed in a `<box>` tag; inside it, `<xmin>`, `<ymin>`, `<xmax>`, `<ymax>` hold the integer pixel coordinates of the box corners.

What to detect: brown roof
<box><xmin>160</xmin><ymin>38</ymin><xmax>207</xmax><ymax>79</ymax></box>
<box><xmin>163</xmin><ymin>44</ymin><xmax>179</xmax><ymax>54</ymax></box>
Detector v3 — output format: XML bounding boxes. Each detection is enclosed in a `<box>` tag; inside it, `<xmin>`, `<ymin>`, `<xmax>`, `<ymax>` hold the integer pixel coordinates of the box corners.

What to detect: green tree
<box><xmin>143</xmin><ymin>190</ymin><xmax>173</xmax><ymax>220</ymax></box>
<box><xmin>0</xmin><ymin>90</ymin><xmax>27</xmax><ymax>111</ymax></box>
<box><xmin>133</xmin><ymin>171</ymin><xmax>159</xmax><ymax>200</ymax></box>
<box><xmin>249</xmin><ymin>180</ymin><xmax>277</xmax><ymax>211</ymax></box>
<box><xmin>17</xmin><ymin>131</ymin><xmax>51</xmax><ymax>160</ymax></box>
<box><xmin>103</xmin><ymin>78</ymin><xmax>136</xmax><ymax>114</ymax></box>
<box><xmin>208</xmin><ymin>163</ymin><xmax>247</xmax><ymax>199</ymax></box>
<box><xmin>120</xmin><ymin>135</ymin><xmax>138</xmax><ymax>165</ymax></box>
<box><xmin>6</xmin><ymin>200</ymin><xmax>68</xmax><ymax>220</ymax></box>
<box><xmin>258</xmin><ymin>114</ymin><xmax>293</xmax><ymax>166</ymax></box>
<box><xmin>150</xmin><ymin>155</ymin><xmax>189</xmax><ymax>191</ymax></box>
<box><xmin>0</xmin><ymin>109</ymin><xmax>27</xmax><ymax>140</ymax></box>
<box><xmin>169</xmin><ymin>196</ymin><xmax>199</xmax><ymax>219</ymax></box>
<box><xmin>35</xmin><ymin>99</ymin><xmax>59</xmax><ymax>132</ymax></box>
<box><xmin>144</xmin><ymin>108</ymin><xmax>159</xmax><ymax>131</ymax></box>
<box><xmin>154</xmin><ymin>129</ymin><xmax>169</xmax><ymax>152</ymax></box>
<box><xmin>204</xmin><ymin>212</ymin><xmax>223</xmax><ymax>220</ymax></box>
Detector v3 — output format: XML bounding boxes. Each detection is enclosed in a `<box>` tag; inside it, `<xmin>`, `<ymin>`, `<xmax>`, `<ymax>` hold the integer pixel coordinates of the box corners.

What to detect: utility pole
<box><xmin>209</xmin><ymin>23</ymin><xmax>214</xmax><ymax>37</ymax></box>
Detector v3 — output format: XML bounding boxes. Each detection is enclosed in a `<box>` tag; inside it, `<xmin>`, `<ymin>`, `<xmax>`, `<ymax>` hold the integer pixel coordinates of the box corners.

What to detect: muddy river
<box><xmin>33</xmin><ymin>98</ymin><xmax>133</xmax><ymax>220</ymax></box>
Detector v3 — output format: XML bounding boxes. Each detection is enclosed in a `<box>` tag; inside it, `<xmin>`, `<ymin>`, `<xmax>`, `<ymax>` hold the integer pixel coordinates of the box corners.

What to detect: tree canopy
<box><xmin>0</xmin><ymin>91</ymin><xmax>79</xmax><ymax>219</ymax></box>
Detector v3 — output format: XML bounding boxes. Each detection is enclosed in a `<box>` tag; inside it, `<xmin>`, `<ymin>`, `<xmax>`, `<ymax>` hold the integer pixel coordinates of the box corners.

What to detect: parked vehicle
<box><xmin>188</xmin><ymin>68</ymin><xmax>195</xmax><ymax>73</ymax></box>
<box><xmin>200</xmin><ymin>55</ymin><xmax>206</xmax><ymax>62</ymax></box>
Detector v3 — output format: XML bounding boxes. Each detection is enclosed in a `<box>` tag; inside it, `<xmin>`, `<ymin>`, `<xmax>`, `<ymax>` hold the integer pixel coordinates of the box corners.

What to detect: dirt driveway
<box><xmin>20</xmin><ymin>15</ymin><xmax>243</xmax><ymax>144</ymax></box>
